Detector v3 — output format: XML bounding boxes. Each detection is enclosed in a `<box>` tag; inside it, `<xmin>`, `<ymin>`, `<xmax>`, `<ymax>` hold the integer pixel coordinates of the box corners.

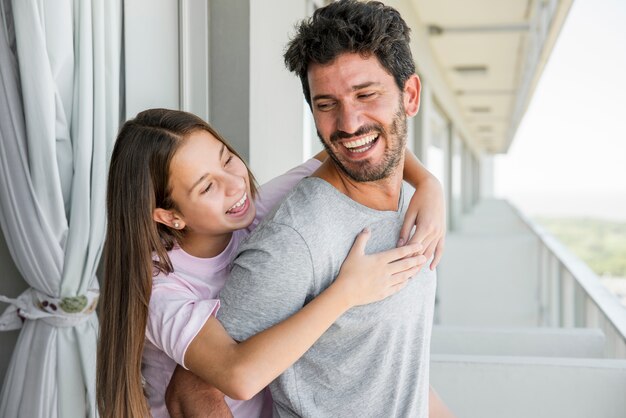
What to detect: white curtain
<box><xmin>0</xmin><ymin>0</ymin><xmax>122</xmax><ymax>416</ymax></box>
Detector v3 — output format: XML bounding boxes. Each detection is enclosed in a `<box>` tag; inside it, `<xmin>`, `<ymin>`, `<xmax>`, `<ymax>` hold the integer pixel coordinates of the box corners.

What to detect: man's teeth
<box><xmin>228</xmin><ymin>193</ymin><xmax>247</xmax><ymax>212</ymax></box>
<box><xmin>343</xmin><ymin>134</ymin><xmax>378</xmax><ymax>152</ymax></box>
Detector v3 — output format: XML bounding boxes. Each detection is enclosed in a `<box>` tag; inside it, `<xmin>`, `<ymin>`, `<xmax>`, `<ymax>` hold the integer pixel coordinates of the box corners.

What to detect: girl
<box><xmin>96</xmin><ymin>109</ymin><xmax>444</xmax><ymax>418</ymax></box>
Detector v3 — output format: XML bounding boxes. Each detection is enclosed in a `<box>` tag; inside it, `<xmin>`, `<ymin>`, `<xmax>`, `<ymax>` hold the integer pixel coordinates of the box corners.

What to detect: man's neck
<box><xmin>313</xmin><ymin>159</ymin><xmax>404</xmax><ymax>211</ymax></box>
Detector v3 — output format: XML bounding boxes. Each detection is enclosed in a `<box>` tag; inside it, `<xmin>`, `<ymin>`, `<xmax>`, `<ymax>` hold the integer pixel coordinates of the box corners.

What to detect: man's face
<box><xmin>307</xmin><ymin>53</ymin><xmax>414</xmax><ymax>182</ymax></box>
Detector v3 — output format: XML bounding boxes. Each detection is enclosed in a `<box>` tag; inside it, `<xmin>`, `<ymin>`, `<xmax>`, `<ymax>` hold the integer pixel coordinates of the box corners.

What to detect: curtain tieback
<box><xmin>0</xmin><ymin>287</ymin><xmax>99</xmax><ymax>331</ymax></box>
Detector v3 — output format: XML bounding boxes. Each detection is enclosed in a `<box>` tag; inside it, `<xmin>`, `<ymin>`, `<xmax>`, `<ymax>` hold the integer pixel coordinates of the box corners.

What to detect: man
<box><xmin>225</xmin><ymin>1</ymin><xmax>435</xmax><ymax>416</ymax></box>
<box><xmin>168</xmin><ymin>1</ymin><xmax>446</xmax><ymax>417</ymax></box>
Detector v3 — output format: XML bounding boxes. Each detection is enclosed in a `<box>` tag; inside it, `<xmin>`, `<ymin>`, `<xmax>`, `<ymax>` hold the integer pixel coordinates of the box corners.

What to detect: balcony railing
<box><xmin>434</xmin><ymin>199</ymin><xmax>626</xmax><ymax>417</ymax></box>
<box><xmin>511</xmin><ymin>203</ymin><xmax>626</xmax><ymax>358</ymax></box>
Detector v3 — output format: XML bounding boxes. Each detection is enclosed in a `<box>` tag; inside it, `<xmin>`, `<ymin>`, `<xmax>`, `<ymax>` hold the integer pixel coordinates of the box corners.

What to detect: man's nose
<box><xmin>336</xmin><ymin>102</ymin><xmax>362</xmax><ymax>135</ymax></box>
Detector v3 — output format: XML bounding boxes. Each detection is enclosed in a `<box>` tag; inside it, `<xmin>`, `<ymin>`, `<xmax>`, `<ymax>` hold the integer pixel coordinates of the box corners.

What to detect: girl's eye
<box><xmin>225</xmin><ymin>155</ymin><xmax>233</xmax><ymax>165</ymax></box>
<box><xmin>201</xmin><ymin>183</ymin><xmax>212</xmax><ymax>194</ymax></box>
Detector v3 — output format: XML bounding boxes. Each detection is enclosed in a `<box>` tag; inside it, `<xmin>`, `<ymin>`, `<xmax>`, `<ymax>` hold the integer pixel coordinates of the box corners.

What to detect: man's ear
<box><xmin>403</xmin><ymin>74</ymin><xmax>421</xmax><ymax>117</ymax></box>
<box><xmin>153</xmin><ymin>208</ymin><xmax>185</xmax><ymax>230</ymax></box>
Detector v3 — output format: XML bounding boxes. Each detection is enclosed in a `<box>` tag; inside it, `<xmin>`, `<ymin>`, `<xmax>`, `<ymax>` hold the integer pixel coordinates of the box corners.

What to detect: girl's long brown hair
<box><xmin>96</xmin><ymin>109</ymin><xmax>256</xmax><ymax>418</ymax></box>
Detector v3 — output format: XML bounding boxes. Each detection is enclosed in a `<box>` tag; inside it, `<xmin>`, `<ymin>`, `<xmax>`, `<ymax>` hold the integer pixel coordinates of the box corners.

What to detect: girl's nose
<box><xmin>223</xmin><ymin>172</ymin><xmax>246</xmax><ymax>197</ymax></box>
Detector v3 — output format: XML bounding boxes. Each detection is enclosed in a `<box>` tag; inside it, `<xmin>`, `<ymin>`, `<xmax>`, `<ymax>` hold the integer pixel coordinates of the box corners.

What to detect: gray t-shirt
<box><xmin>218</xmin><ymin>177</ymin><xmax>437</xmax><ymax>418</ymax></box>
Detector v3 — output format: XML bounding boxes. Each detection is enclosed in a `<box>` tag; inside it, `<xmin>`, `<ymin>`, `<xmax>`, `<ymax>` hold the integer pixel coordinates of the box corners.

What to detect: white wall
<box><xmin>248</xmin><ymin>0</ymin><xmax>309</xmax><ymax>184</ymax></box>
<box><xmin>124</xmin><ymin>0</ymin><xmax>180</xmax><ymax>118</ymax></box>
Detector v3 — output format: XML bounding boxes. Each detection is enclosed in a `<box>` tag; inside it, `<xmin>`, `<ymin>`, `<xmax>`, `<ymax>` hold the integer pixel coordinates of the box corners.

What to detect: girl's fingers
<box><xmin>407</xmin><ymin>224</ymin><xmax>433</xmax><ymax>249</ymax></box>
<box><xmin>380</xmin><ymin>280</ymin><xmax>408</xmax><ymax>300</ymax></box>
<box><xmin>422</xmin><ymin>241</ymin><xmax>437</xmax><ymax>264</ymax></box>
<box><xmin>387</xmin><ymin>255</ymin><xmax>427</xmax><ymax>274</ymax></box>
<box><xmin>390</xmin><ymin>265</ymin><xmax>421</xmax><ymax>286</ymax></box>
<box><xmin>388</xmin><ymin>280</ymin><xmax>409</xmax><ymax>295</ymax></box>
<box><xmin>430</xmin><ymin>239</ymin><xmax>445</xmax><ymax>270</ymax></box>
<box><xmin>397</xmin><ymin>213</ymin><xmax>417</xmax><ymax>247</ymax></box>
<box><xmin>378</xmin><ymin>242</ymin><xmax>423</xmax><ymax>262</ymax></box>
<box><xmin>348</xmin><ymin>228</ymin><xmax>371</xmax><ymax>256</ymax></box>
<box><xmin>407</xmin><ymin>227</ymin><xmax>436</xmax><ymax>249</ymax></box>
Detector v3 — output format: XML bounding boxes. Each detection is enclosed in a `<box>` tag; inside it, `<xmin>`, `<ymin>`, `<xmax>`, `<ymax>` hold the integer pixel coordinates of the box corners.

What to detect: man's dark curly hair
<box><xmin>284</xmin><ymin>0</ymin><xmax>415</xmax><ymax>107</ymax></box>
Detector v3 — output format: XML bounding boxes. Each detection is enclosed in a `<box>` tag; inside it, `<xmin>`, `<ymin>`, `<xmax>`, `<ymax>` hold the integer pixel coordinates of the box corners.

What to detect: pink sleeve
<box><xmin>253</xmin><ymin>158</ymin><xmax>322</xmax><ymax>225</ymax></box>
<box><xmin>146</xmin><ymin>282</ymin><xmax>220</xmax><ymax>369</ymax></box>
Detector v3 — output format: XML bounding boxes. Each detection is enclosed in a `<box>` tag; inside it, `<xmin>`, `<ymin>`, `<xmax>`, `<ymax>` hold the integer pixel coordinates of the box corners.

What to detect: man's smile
<box><xmin>342</xmin><ymin>133</ymin><xmax>379</xmax><ymax>154</ymax></box>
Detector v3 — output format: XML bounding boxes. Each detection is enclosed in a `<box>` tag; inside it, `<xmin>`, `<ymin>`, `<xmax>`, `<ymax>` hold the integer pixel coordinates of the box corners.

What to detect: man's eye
<box><xmin>358</xmin><ymin>92</ymin><xmax>375</xmax><ymax>99</ymax></box>
<box><xmin>317</xmin><ymin>102</ymin><xmax>335</xmax><ymax>111</ymax></box>
<box><xmin>201</xmin><ymin>183</ymin><xmax>212</xmax><ymax>194</ymax></box>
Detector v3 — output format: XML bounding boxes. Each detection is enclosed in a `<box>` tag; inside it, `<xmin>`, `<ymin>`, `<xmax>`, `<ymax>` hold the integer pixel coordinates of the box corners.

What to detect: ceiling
<box><xmin>411</xmin><ymin>0</ymin><xmax>571</xmax><ymax>154</ymax></box>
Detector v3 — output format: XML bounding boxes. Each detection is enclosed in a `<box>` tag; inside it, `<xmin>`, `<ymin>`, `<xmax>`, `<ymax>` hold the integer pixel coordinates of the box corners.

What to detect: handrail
<box><xmin>507</xmin><ymin>201</ymin><xmax>626</xmax><ymax>355</ymax></box>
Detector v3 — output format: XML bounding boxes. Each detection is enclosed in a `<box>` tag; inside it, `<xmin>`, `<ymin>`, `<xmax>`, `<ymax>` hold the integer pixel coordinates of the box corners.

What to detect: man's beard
<box><xmin>318</xmin><ymin>101</ymin><xmax>407</xmax><ymax>183</ymax></box>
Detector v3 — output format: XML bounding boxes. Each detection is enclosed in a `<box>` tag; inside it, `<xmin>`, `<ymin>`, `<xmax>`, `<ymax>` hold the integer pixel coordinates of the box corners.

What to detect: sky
<box><xmin>494</xmin><ymin>0</ymin><xmax>626</xmax><ymax>221</ymax></box>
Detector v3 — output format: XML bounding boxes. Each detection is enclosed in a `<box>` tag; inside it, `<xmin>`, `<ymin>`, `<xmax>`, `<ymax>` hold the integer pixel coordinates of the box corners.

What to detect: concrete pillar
<box><xmin>472</xmin><ymin>154</ymin><xmax>481</xmax><ymax>206</ymax></box>
<box><xmin>208</xmin><ymin>1</ymin><xmax>251</xmax><ymax>161</ymax></box>
<box><xmin>480</xmin><ymin>154</ymin><xmax>495</xmax><ymax>198</ymax></box>
<box><xmin>461</xmin><ymin>144</ymin><xmax>473</xmax><ymax>213</ymax></box>
<box><xmin>449</xmin><ymin>129</ymin><xmax>464</xmax><ymax>230</ymax></box>
<box><xmin>445</xmin><ymin>122</ymin><xmax>454</xmax><ymax>230</ymax></box>
<box><xmin>180</xmin><ymin>0</ymin><xmax>210</xmax><ymax>121</ymax></box>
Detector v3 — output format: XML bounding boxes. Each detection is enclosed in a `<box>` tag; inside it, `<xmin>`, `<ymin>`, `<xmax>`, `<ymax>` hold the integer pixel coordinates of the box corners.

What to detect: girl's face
<box><xmin>167</xmin><ymin>130</ymin><xmax>256</xmax><ymax>240</ymax></box>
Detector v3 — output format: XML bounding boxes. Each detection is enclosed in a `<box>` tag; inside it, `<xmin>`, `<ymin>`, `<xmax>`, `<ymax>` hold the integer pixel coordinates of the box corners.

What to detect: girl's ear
<box><xmin>152</xmin><ymin>208</ymin><xmax>185</xmax><ymax>230</ymax></box>
<box><xmin>403</xmin><ymin>74</ymin><xmax>421</xmax><ymax>117</ymax></box>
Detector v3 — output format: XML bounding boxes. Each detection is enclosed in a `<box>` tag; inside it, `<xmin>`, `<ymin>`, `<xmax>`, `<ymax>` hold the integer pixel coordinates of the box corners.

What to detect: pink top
<box><xmin>142</xmin><ymin>158</ymin><xmax>322</xmax><ymax>418</ymax></box>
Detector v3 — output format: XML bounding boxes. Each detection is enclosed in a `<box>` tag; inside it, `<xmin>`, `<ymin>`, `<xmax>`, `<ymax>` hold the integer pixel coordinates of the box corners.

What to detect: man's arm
<box><xmin>166</xmin><ymin>365</ymin><xmax>233</xmax><ymax>418</ymax></box>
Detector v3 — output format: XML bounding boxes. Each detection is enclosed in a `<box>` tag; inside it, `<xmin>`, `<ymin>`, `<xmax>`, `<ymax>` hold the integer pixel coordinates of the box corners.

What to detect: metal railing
<box><xmin>510</xmin><ymin>202</ymin><xmax>626</xmax><ymax>358</ymax></box>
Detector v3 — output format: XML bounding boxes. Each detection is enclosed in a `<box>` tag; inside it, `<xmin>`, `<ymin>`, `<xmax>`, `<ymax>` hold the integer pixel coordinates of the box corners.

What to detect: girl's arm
<box><xmin>184</xmin><ymin>230</ymin><xmax>424</xmax><ymax>400</ymax></box>
<box><xmin>401</xmin><ymin>149</ymin><xmax>446</xmax><ymax>270</ymax></box>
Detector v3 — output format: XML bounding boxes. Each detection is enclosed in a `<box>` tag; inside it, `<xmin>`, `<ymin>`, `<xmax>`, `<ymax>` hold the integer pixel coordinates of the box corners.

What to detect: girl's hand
<box><xmin>398</xmin><ymin>177</ymin><xmax>446</xmax><ymax>270</ymax></box>
<box><xmin>332</xmin><ymin>228</ymin><xmax>426</xmax><ymax>307</ymax></box>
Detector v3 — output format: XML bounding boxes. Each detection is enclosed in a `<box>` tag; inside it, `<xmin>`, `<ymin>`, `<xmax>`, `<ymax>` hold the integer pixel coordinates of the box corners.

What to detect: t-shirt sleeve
<box><xmin>253</xmin><ymin>158</ymin><xmax>322</xmax><ymax>223</ymax></box>
<box><xmin>217</xmin><ymin>221</ymin><xmax>315</xmax><ymax>341</ymax></box>
<box><xmin>146</xmin><ymin>281</ymin><xmax>220</xmax><ymax>368</ymax></box>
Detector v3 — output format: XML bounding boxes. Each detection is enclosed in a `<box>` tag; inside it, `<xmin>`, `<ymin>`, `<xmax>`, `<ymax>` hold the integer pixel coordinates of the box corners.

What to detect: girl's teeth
<box><xmin>228</xmin><ymin>193</ymin><xmax>247</xmax><ymax>212</ymax></box>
